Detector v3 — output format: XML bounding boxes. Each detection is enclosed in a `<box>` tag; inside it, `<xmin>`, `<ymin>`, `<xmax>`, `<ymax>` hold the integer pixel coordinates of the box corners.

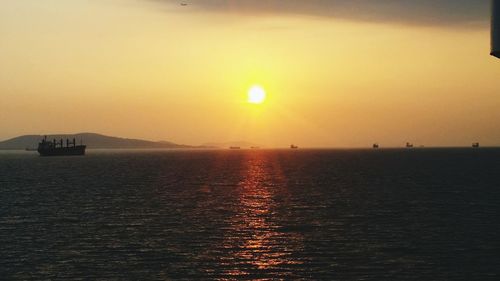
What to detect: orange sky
<box><xmin>1</xmin><ymin>0</ymin><xmax>499</xmax><ymax>147</ymax></box>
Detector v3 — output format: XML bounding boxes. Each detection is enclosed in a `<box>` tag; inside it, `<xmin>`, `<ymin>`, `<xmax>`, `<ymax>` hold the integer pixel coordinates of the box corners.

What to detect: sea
<box><xmin>1</xmin><ymin>149</ymin><xmax>499</xmax><ymax>280</ymax></box>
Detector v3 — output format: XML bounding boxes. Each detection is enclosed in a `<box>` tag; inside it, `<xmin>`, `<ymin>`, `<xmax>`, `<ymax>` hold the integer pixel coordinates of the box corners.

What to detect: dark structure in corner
<box><xmin>38</xmin><ymin>136</ymin><xmax>86</xmax><ymax>156</ymax></box>
<box><xmin>492</xmin><ymin>0</ymin><xmax>500</xmax><ymax>58</ymax></box>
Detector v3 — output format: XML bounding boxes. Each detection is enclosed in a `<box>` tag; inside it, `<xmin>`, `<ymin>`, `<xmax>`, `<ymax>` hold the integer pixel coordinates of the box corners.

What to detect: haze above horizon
<box><xmin>1</xmin><ymin>0</ymin><xmax>499</xmax><ymax>147</ymax></box>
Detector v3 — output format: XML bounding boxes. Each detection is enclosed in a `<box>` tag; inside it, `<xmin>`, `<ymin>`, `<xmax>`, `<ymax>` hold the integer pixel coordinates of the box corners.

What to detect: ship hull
<box><xmin>38</xmin><ymin>145</ymin><xmax>86</xmax><ymax>156</ymax></box>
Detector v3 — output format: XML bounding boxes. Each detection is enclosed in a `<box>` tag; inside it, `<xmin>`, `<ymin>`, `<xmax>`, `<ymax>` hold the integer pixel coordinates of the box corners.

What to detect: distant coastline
<box><xmin>0</xmin><ymin>133</ymin><xmax>209</xmax><ymax>150</ymax></box>
<box><xmin>0</xmin><ymin>134</ymin><xmax>495</xmax><ymax>150</ymax></box>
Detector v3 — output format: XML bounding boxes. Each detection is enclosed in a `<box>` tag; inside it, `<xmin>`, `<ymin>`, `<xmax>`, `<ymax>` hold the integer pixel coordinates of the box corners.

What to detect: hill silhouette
<box><xmin>0</xmin><ymin>133</ymin><xmax>198</xmax><ymax>150</ymax></box>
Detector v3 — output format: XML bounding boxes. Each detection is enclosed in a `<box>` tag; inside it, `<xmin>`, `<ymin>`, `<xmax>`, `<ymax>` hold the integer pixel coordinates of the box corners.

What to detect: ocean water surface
<box><xmin>1</xmin><ymin>149</ymin><xmax>499</xmax><ymax>280</ymax></box>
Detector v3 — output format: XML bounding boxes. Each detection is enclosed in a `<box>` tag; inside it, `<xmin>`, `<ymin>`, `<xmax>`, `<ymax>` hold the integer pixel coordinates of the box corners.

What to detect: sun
<box><xmin>247</xmin><ymin>85</ymin><xmax>266</xmax><ymax>104</ymax></box>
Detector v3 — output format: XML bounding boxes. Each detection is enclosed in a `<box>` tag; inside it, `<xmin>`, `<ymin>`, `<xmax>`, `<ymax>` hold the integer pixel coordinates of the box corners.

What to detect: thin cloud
<box><xmin>156</xmin><ymin>0</ymin><xmax>488</xmax><ymax>27</ymax></box>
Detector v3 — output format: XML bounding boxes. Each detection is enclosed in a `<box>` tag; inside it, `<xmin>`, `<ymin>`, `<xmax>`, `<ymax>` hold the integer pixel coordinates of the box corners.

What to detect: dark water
<box><xmin>1</xmin><ymin>149</ymin><xmax>499</xmax><ymax>280</ymax></box>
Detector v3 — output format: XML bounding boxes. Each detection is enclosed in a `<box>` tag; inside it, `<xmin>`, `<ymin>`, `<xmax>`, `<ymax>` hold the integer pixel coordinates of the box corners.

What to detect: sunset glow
<box><xmin>0</xmin><ymin>1</ymin><xmax>499</xmax><ymax>147</ymax></box>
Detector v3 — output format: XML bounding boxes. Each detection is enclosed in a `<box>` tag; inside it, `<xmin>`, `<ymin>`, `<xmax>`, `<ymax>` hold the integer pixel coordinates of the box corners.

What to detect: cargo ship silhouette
<box><xmin>37</xmin><ymin>136</ymin><xmax>86</xmax><ymax>156</ymax></box>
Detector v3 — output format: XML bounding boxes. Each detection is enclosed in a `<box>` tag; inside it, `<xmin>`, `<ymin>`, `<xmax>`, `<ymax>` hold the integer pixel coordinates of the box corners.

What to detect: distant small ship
<box><xmin>373</xmin><ymin>143</ymin><xmax>379</xmax><ymax>149</ymax></box>
<box><xmin>229</xmin><ymin>146</ymin><xmax>241</xmax><ymax>150</ymax></box>
<box><xmin>37</xmin><ymin>136</ymin><xmax>86</xmax><ymax>156</ymax></box>
<box><xmin>406</xmin><ymin>142</ymin><xmax>414</xmax><ymax>148</ymax></box>
<box><xmin>290</xmin><ymin>144</ymin><xmax>298</xmax><ymax>149</ymax></box>
<box><xmin>472</xmin><ymin>142</ymin><xmax>480</xmax><ymax>148</ymax></box>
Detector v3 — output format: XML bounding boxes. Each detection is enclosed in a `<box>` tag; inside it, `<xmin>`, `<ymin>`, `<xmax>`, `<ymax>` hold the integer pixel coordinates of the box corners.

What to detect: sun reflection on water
<box><xmin>218</xmin><ymin>152</ymin><xmax>305</xmax><ymax>279</ymax></box>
